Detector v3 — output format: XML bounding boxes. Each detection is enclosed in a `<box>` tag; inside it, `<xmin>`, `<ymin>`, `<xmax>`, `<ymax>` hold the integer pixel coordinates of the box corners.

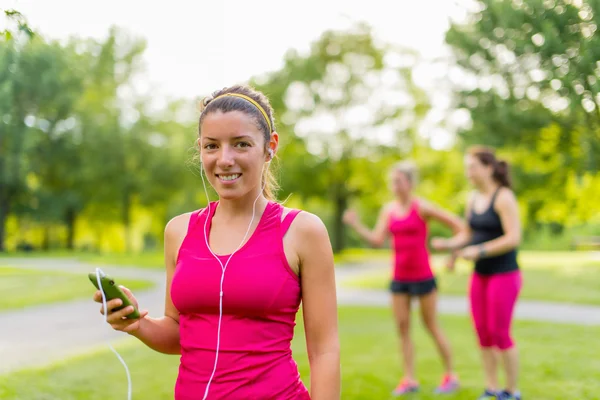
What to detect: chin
<box><xmin>215</xmin><ymin>188</ymin><xmax>245</xmax><ymax>200</ymax></box>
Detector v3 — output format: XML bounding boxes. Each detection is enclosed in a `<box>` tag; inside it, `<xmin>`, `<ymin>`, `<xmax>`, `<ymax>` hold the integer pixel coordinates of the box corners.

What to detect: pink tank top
<box><xmin>388</xmin><ymin>201</ymin><xmax>433</xmax><ymax>282</ymax></box>
<box><xmin>170</xmin><ymin>201</ymin><xmax>310</xmax><ymax>400</ymax></box>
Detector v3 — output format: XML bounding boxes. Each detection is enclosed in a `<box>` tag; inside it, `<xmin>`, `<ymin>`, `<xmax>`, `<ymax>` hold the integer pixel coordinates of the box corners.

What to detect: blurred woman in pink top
<box><xmin>343</xmin><ymin>161</ymin><xmax>464</xmax><ymax>396</ymax></box>
<box><xmin>94</xmin><ymin>85</ymin><xmax>340</xmax><ymax>399</ymax></box>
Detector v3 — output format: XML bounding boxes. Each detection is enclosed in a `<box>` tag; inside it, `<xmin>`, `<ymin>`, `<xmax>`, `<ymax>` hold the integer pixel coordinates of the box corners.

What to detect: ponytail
<box><xmin>493</xmin><ymin>160</ymin><xmax>511</xmax><ymax>189</ymax></box>
<box><xmin>467</xmin><ymin>145</ymin><xmax>513</xmax><ymax>189</ymax></box>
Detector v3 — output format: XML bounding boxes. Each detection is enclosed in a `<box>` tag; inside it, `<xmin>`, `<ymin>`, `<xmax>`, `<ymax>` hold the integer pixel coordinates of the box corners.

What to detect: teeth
<box><xmin>220</xmin><ymin>174</ymin><xmax>240</xmax><ymax>181</ymax></box>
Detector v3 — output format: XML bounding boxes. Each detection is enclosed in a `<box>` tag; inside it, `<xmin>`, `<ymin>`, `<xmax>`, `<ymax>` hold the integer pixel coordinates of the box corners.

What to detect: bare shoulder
<box><xmin>285</xmin><ymin>208</ymin><xmax>329</xmax><ymax>238</ymax></box>
<box><xmin>495</xmin><ymin>187</ymin><xmax>518</xmax><ymax>209</ymax></box>
<box><xmin>414</xmin><ymin>196</ymin><xmax>433</xmax><ymax>210</ymax></box>
<box><xmin>286</xmin><ymin>210</ymin><xmax>334</xmax><ymax>273</ymax></box>
<box><xmin>413</xmin><ymin>196</ymin><xmax>435</xmax><ymax>217</ymax></box>
<box><xmin>165</xmin><ymin>212</ymin><xmax>193</xmax><ymax>240</ymax></box>
<box><xmin>164</xmin><ymin>211</ymin><xmax>196</xmax><ymax>266</ymax></box>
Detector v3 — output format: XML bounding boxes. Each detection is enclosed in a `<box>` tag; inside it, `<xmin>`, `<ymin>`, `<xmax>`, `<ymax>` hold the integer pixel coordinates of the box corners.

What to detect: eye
<box><xmin>204</xmin><ymin>143</ymin><xmax>217</xmax><ymax>150</ymax></box>
<box><xmin>235</xmin><ymin>141</ymin><xmax>251</xmax><ymax>148</ymax></box>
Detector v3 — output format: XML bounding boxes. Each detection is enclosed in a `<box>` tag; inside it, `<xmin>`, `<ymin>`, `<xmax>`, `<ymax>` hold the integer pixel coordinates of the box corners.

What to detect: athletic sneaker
<box><xmin>392</xmin><ymin>378</ymin><xmax>419</xmax><ymax>396</ymax></box>
<box><xmin>497</xmin><ymin>390</ymin><xmax>521</xmax><ymax>400</ymax></box>
<box><xmin>477</xmin><ymin>389</ymin><xmax>498</xmax><ymax>399</ymax></box>
<box><xmin>434</xmin><ymin>373</ymin><xmax>459</xmax><ymax>393</ymax></box>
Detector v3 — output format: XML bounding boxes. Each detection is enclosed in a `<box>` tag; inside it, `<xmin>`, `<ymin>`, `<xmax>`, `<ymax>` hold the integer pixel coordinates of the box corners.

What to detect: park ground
<box><xmin>0</xmin><ymin>249</ymin><xmax>599</xmax><ymax>399</ymax></box>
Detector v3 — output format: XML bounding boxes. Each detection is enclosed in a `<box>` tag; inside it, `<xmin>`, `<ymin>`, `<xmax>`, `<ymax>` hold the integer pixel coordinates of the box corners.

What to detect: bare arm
<box><xmin>130</xmin><ymin>213</ymin><xmax>190</xmax><ymax>354</ymax></box>
<box><xmin>343</xmin><ymin>204</ymin><xmax>390</xmax><ymax>248</ymax></box>
<box><xmin>296</xmin><ymin>212</ymin><xmax>341</xmax><ymax>400</ymax></box>
<box><xmin>431</xmin><ymin>194</ymin><xmax>474</xmax><ymax>251</ymax></box>
<box><xmin>417</xmin><ymin>198</ymin><xmax>465</xmax><ymax>234</ymax></box>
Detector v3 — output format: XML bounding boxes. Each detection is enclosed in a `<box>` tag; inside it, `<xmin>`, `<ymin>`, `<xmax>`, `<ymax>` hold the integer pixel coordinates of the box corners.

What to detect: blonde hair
<box><xmin>390</xmin><ymin>160</ymin><xmax>418</xmax><ymax>185</ymax></box>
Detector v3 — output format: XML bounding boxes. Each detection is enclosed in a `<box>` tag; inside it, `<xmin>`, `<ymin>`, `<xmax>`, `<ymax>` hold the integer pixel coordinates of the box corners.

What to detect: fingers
<box><xmin>119</xmin><ymin>286</ymin><xmax>136</xmax><ymax>303</ymax></box>
<box><xmin>107</xmin><ymin>305</ymin><xmax>137</xmax><ymax>322</ymax></box>
<box><xmin>98</xmin><ymin>298</ymin><xmax>125</xmax><ymax>316</ymax></box>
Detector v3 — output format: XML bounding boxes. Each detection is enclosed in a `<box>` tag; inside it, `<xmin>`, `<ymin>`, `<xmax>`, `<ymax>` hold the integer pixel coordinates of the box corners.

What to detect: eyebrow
<box><xmin>203</xmin><ymin>135</ymin><xmax>255</xmax><ymax>141</ymax></box>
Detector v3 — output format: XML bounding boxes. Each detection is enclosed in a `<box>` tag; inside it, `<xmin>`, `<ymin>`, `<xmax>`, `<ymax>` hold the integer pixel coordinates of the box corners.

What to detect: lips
<box><xmin>216</xmin><ymin>173</ymin><xmax>242</xmax><ymax>183</ymax></box>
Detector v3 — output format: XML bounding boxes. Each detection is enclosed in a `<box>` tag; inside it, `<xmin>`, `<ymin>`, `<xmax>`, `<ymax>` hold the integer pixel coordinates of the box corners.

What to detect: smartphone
<box><xmin>88</xmin><ymin>270</ymin><xmax>141</xmax><ymax>319</ymax></box>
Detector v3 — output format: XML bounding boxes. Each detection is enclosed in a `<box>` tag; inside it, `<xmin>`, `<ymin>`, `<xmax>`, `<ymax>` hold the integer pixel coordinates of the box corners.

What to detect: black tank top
<box><xmin>468</xmin><ymin>188</ymin><xmax>519</xmax><ymax>275</ymax></box>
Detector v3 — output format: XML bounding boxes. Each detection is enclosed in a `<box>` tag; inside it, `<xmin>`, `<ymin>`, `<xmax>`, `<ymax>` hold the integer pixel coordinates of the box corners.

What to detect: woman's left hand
<box><xmin>458</xmin><ymin>245</ymin><xmax>480</xmax><ymax>261</ymax></box>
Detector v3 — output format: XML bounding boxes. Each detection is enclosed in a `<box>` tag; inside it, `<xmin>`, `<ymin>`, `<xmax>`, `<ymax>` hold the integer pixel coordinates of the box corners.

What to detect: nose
<box><xmin>217</xmin><ymin>146</ymin><xmax>235</xmax><ymax>168</ymax></box>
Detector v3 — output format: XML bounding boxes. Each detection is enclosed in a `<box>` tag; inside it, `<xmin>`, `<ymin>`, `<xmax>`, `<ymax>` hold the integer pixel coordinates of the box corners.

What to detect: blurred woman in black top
<box><xmin>432</xmin><ymin>146</ymin><xmax>522</xmax><ymax>400</ymax></box>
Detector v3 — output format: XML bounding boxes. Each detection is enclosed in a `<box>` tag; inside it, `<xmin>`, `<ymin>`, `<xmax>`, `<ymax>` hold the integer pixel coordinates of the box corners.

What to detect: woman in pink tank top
<box><xmin>94</xmin><ymin>85</ymin><xmax>340</xmax><ymax>399</ymax></box>
<box><xmin>343</xmin><ymin>160</ymin><xmax>464</xmax><ymax>396</ymax></box>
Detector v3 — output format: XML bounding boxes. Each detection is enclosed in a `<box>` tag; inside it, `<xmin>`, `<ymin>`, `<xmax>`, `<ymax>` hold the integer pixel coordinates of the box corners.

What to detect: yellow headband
<box><xmin>213</xmin><ymin>93</ymin><xmax>273</xmax><ymax>133</ymax></box>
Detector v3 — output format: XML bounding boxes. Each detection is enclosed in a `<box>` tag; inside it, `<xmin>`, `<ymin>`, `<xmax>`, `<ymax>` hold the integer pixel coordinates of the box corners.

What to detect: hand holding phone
<box><xmin>89</xmin><ymin>269</ymin><xmax>148</xmax><ymax>333</ymax></box>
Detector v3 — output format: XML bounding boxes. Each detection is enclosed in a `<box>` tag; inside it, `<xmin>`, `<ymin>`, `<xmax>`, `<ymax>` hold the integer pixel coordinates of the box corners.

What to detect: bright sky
<box><xmin>4</xmin><ymin>0</ymin><xmax>473</xmax><ymax>148</ymax></box>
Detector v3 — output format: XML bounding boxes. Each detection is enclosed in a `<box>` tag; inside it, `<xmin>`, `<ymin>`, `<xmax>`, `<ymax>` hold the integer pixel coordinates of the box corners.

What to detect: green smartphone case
<box><xmin>88</xmin><ymin>272</ymin><xmax>141</xmax><ymax>319</ymax></box>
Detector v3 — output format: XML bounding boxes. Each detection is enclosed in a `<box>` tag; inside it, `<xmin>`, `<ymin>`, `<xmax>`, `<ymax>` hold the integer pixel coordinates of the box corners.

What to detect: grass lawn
<box><xmin>0</xmin><ymin>266</ymin><xmax>155</xmax><ymax>311</ymax></box>
<box><xmin>0</xmin><ymin>306</ymin><xmax>598</xmax><ymax>399</ymax></box>
<box><xmin>342</xmin><ymin>250</ymin><xmax>600</xmax><ymax>306</ymax></box>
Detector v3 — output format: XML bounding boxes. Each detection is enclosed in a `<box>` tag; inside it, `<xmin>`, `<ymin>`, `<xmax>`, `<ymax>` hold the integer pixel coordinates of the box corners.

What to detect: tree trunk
<box><xmin>332</xmin><ymin>187</ymin><xmax>348</xmax><ymax>254</ymax></box>
<box><xmin>64</xmin><ymin>207</ymin><xmax>77</xmax><ymax>250</ymax></box>
<box><xmin>0</xmin><ymin>190</ymin><xmax>8</xmax><ymax>252</ymax></box>
<box><xmin>42</xmin><ymin>226</ymin><xmax>50</xmax><ymax>251</ymax></box>
<box><xmin>122</xmin><ymin>191</ymin><xmax>131</xmax><ymax>253</ymax></box>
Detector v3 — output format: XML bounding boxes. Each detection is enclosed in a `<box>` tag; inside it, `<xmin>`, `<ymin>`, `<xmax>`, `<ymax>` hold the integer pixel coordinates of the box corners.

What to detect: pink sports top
<box><xmin>170</xmin><ymin>201</ymin><xmax>310</xmax><ymax>400</ymax></box>
<box><xmin>388</xmin><ymin>200</ymin><xmax>434</xmax><ymax>282</ymax></box>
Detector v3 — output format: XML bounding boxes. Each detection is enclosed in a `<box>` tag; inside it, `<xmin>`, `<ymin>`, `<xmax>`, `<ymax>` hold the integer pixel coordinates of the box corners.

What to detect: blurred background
<box><xmin>2</xmin><ymin>1</ymin><xmax>600</xmax><ymax>399</ymax></box>
<box><xmin>2</xmin><ymin>0</ymin><xmax>598</xmax><ymax>256</ymax></box>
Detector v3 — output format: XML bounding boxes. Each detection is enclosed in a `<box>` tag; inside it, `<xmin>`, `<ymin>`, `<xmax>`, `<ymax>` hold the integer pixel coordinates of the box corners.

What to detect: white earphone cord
<box><xmin>96</xmin><ymin>268</ymin><xmax>133</xmax><ymax>400</ymax></box>
<box><xmin>94</xmin><ymin>151</ymin><xmax>271</xmax><ymax>400</ymax></box>
<box><xmin>199</xmin><ymin>160</ymin><xmax>268</xmax><ymax>400</ymax></box>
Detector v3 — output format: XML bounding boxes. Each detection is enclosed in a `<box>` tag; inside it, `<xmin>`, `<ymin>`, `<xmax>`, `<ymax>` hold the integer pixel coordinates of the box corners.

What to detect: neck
<box><xmin>476</xmin><ymin>179</ymin><xmax>500</xmax><ymax>196</ymax></box>
<box><xmin>214</xmin><ymin>189</ymin><xmax>269</xmax><ymax>219</ymax></box>
<box><xmin>395</xmin><ymin>192</ymin><xmax>412</xmax><ymax>206</ymax></box>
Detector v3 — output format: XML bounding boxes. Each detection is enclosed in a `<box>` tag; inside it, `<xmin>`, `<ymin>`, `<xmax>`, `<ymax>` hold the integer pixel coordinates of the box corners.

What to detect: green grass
<box><xmin>1</xmin><ymin>306</ymin><xmax>597</xmax><ymax>399</ymax></box>
<box><xmin>0</xmin><ymin>266</ymin><xmax>155</xmax><ymax>311</ymax></box>
<box><xmin>342</xmin><ymin>250</ymin><xmax>600</xmax><ymax>305</ymax></box>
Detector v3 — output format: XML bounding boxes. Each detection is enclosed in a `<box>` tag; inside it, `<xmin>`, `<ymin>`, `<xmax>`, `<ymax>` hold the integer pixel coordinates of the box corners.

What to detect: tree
<box><xmin>0</xmin><ymin>31</ymin><xmax>84</xmax><ymax>251</ymax></box>
<box><xmin>253</xmin><ymin>23</ymin><xmax>431</xmax><ymax>251</ymax></box>
<box><xmin>445</xmin><ymin>0</ymin><xmax>600</xmax><ymax>228</ymax></box>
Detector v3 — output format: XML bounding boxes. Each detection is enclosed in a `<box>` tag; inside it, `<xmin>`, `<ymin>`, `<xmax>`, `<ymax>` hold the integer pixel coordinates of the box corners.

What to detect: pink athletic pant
<box><xmin>469</xmin><ymin>271</ymin><xmax>522</xmax><ymax>350</ymax></box>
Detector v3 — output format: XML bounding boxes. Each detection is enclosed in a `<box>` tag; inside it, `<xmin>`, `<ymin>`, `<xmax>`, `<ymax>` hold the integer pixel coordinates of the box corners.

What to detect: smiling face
<box><xmin>199</xmin><ymin>110</ymin><xmax>276</xmax><ymax>200</ymax></box>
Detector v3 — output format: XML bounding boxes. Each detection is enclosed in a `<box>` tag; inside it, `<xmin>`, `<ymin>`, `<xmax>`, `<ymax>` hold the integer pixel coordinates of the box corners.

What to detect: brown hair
<box><xmin>467</xmin><ymin>145</ymin><xmax>511</xmax><ymax>188</ymax></box>
<box><xmin>198</xmin><ymin>85</ymin><xmax>279</xmax><ymax>200</ymax></box>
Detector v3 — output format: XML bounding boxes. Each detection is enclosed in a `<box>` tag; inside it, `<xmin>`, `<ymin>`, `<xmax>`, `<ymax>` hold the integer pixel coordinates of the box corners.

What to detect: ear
<box><xmin>266</xmin><ymin>132</ymin><xmax>279</xmax><ymax>161</ymax></box>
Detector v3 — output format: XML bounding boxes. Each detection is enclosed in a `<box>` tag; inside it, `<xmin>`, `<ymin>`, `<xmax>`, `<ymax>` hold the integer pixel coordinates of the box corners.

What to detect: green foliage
<box><xmin>253</xmin><ymin>23</ymin><xmax>432</xmax><ymax>251</ymax></box>
<box><xmin>1</xmin><ymin>9</ymin><xmax>598</xmax><ymax>253</ymax></box>
<box><xmin>445</xmin><ymin>0</ymin><xmax>600</xmax><ymax>230</ymax></box>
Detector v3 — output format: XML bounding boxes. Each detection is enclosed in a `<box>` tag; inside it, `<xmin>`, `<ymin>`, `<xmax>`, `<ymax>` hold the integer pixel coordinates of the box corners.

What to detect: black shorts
<box><xmin>390</xmin><ymin>278</ymin><xmax>437</xmax><ymax>296</ymax></box>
